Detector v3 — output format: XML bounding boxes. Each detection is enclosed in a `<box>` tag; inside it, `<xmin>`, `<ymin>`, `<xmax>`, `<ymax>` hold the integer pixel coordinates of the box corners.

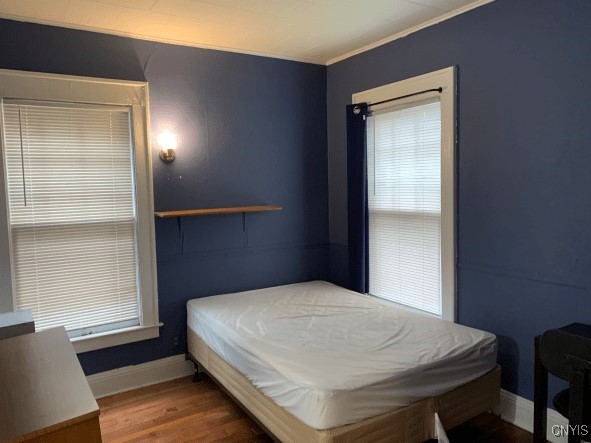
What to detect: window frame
<box><xmin>352</xmin><ymin>67</ymin><xmax>456</xmax><ymax>322</ymax></box>
<box><xmin>0</xmin><ymin>69</ymin><xmax>160</xmax><ymax>352</ymax></box>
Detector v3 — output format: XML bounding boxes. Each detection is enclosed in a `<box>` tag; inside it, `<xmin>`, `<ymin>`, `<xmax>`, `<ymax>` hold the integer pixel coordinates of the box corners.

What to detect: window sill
<box><xmin>363</xmin><ymin>292</ymin><xmax>450</xmax><ymax>321</ymax></box>
<box><xmin>71</xmin><ymin>323</ymin><xmax>163</xmax><ymax>354</ymax></box>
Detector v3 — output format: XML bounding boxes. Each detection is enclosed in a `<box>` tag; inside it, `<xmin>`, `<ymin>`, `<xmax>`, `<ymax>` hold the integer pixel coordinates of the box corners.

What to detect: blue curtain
<box><xmin>346</xmin><ymin>104</ymin><xmax>368</xmax><ymax>293</ymax></box>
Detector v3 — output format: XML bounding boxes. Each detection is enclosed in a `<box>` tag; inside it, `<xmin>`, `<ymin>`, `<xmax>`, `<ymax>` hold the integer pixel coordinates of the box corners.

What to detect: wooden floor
<box><xmin>98</xmin><ymin>375</ymin><xmax>534</xmax><ymax>442</ymax></box>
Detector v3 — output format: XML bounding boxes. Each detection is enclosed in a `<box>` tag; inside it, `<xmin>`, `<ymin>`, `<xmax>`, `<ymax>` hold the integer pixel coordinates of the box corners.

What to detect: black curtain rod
<box><xmin>353</xmin><ymin>87</ymin><xmax>443</xmax><ymax>114</ymax></box>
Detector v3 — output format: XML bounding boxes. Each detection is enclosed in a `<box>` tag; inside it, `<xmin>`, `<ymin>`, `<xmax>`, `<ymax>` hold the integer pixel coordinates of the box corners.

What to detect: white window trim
<box><xmin>352</xmin><ymin>66</ymin><xmax>456</xmax><ymax>322</ymax></box>
<box><xmin>0</xmin><ymin>69</ymin><xmax>161</xmax><ymax>352</ymax></box>
<box><xmin>71</xmin><ymin>324</ymin><xmax>162</xmax><ymax>354</ymax></box>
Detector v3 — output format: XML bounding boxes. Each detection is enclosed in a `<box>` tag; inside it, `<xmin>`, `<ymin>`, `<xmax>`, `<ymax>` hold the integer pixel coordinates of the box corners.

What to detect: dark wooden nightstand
<box><xmin>534</xmin><ymin>323</ymin><xmax>591</xmax><ymax>443</ymax></box>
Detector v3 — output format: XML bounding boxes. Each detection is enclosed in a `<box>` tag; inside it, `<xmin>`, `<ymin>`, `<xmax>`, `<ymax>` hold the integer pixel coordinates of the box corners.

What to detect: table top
<box><xmin>0</xmin><ymin>327</ymin><xmax>99</xmax><ymax>441</ymax></box>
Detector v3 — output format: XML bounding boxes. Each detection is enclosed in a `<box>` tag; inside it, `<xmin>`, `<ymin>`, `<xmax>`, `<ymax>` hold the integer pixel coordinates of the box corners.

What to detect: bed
<box><xmin>186</xmin><ymin>281</ymin><xmax>500</xmax><ymax>442</ymax></box>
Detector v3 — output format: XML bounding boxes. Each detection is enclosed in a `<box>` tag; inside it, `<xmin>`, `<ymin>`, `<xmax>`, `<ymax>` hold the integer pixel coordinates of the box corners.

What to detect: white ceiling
<box><xmin>0</xmin><ymin>0</ymin><xmax>492</xmax><ymax>65</ymax></box>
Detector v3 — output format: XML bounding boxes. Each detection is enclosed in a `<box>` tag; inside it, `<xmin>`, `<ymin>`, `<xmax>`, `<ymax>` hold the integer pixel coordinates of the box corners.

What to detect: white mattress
<box><xmin>186</xmin><ymin>281</ymin><xmax>497</xmax><ymax>430</ymax></box>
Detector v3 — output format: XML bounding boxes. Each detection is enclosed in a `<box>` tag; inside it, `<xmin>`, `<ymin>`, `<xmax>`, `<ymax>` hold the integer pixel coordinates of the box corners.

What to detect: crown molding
<box><xmin>0</xmin><ymin>0</ymin><xmax>494</xmax><ymax>66</ymax></box>
<box><xmin>0</xmin><ymin>13</ymin><xmax>324</xmax><ymax>66</ymax></box>
<box><xmin>326</xmin><ymin>0</ymin><xmax>495</xmax><ymax>66</ymax></box>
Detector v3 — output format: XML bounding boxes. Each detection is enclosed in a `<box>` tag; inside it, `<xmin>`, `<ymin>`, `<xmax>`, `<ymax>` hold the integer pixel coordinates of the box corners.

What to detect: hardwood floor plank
<box><xmin>98</xmin><ymin>375</ymin><xmax>532</xmax><ymax>442</ymax></box>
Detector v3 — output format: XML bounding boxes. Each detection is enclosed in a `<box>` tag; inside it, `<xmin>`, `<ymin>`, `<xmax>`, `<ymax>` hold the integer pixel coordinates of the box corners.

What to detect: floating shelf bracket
<box><xmin>155</xmin><ymin>205</ymin><xmax>282</xmax><ymax>254</ymax></box>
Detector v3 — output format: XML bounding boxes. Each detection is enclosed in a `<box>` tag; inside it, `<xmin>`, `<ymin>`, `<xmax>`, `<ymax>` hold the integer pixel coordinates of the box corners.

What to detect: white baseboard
<box><xmin>495</xmin><ymin>389</ymin><xmax>572</xmax><ymax>443</ymax></box>
<box><xmin>86</xmin><ymin>354</ymin><xmax>194</xmax><ymax>399</ymax></box>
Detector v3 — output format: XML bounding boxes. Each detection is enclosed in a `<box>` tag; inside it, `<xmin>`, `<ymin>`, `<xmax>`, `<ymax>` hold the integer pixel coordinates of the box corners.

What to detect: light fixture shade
<box><xmin>157</xmin><ymin>130</ymin><xmax>177</xmax><ymax>162</ymax></box>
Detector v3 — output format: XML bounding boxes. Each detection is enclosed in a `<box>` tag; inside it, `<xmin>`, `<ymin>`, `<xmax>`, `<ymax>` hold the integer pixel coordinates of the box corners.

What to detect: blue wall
<box><xmin>327</xmin><ymin>0</ymin><xmax>591</xmax><ymax>403</ymax></box>
<box><xmin>0</xmin><ymin>19</ymin><xmax>329</xmax><ymax>374</ymax></box>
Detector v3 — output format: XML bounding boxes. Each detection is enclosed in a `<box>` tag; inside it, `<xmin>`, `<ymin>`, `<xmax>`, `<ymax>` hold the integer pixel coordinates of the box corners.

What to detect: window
<box><xmin>353</xmin><ymin>67</ymin><xmax>455</xmax><ymax>321</ymax></box>
<box><xmin>0</xmin><ymin>70</ymin><xmax>159</xmax><ymax>352</ymax></box>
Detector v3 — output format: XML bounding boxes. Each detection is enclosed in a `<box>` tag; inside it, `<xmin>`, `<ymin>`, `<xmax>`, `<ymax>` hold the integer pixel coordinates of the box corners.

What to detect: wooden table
<box><xmin>0</xmin><ymin>327</ymin><xmax>101</xmax><ymax>442</ymax></box>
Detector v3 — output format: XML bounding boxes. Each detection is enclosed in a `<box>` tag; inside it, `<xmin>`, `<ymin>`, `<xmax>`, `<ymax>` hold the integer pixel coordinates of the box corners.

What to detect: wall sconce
<box><xmin>157</xmin><ymin>130</ymin><xmax>177</xmax><ymax>163</ymax></box>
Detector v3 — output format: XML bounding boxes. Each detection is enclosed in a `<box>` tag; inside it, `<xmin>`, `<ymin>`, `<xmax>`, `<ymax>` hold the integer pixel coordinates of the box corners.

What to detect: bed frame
<box><xmin>187</xmin><ymin>329</ymin><xmax>501</xmax><ymax>443</ymax></box>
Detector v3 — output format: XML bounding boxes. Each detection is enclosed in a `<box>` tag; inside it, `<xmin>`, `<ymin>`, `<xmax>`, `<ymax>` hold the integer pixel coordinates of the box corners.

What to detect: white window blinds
<box><xmin>2</xmin><ymin>100</ymin><xmax>140</xmax><ymax>335</ymax></box>
<box><xmin>367</xmin><ymin>99</ymin><xmax>442</xmax><ymax>316</ymax></box>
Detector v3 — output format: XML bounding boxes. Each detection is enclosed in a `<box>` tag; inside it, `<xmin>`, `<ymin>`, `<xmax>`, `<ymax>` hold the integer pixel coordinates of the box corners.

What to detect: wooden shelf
<box><xmin>154</xmin><ymin>205</ymin><xmax>282</xmax><ymax>218</ymax></box>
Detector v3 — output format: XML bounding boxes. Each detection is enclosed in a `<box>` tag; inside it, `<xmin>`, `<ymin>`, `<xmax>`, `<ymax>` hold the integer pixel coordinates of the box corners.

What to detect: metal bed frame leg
<box><xmin>186</xmin><ymin>353</ymin><xmax>203</xmax><ymax>383</ymax></box>
<box><xmin>193</xmin><ymin>360</ymin><xmax>203</xmax><ymax>383</ymax></box>
<box><xmin>193</xmin><ymin>361</ymin><xmax>203</xmax><ymax>382</ymax></box>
